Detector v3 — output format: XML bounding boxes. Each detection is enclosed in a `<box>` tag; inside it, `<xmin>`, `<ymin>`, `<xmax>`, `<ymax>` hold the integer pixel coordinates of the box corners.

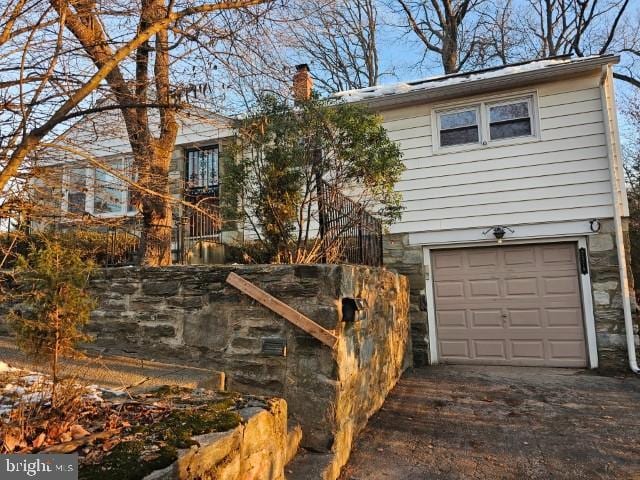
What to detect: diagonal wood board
<box><xmin>226</xmin><ymin>272</ymin><xmax>338</xmax><ymax>349</ymax></box>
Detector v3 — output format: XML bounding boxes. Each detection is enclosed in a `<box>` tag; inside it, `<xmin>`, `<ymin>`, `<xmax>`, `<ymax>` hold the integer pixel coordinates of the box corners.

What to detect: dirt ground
<box><xmin>340</xmin><ymin>366</ymin><xmax>640</xmax><ymax>480</ymax></box>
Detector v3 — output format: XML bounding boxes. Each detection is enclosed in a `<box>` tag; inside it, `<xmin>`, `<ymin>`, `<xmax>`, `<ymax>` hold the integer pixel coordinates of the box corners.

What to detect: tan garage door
<box><xmin>432</xmin><ymin>243</ymin><xmax>587</xmax><ymax>367</ymax></box>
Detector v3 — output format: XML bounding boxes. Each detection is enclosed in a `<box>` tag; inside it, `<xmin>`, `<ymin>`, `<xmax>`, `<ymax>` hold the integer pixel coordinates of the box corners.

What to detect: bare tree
<box><xmin>289</xmin><ymin>0</ymin><xmax>381</xmax><ymax>92</ymax></box>
<box><xmin>0</xmin><ymin>0</ymin><xmax>291</xmax><ymax>266</ymax></box>
<box><xmin>474</xmin><ymin>0</ymin><xmax>527</xmax><ymax>65</ymax></box>
<box><xmin>394</xmin><ymin>0</ymin><xmax>486</xmax><ymax>74</ymax></box>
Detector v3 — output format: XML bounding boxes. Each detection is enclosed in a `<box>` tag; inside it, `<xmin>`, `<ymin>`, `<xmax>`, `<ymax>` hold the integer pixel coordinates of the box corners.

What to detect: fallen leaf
<box><xmin>3</xmin><ymin>432</ymin><xmax>20</xmax><ymax>452</ymax></box>
<box><xmin>59</xmin><ymin>432</ymin><xmax>72</xmax><ymax>443</ymax></box>
<box><xmin>70</xmin><ymin>425</ymin><xmax>90</xmax><ymax>440</ymax></box>
<box><xmin>32</xmin><ymin>433</ymin><xmax>46</xmax><ymax>449</ymax></box>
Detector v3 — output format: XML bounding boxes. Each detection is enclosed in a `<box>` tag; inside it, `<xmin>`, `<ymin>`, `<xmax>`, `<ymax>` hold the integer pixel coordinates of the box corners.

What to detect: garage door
<box><xmin>432</xmin><ymin>243</ymin><xmax>587</xmax><ymax>367</ymax></box>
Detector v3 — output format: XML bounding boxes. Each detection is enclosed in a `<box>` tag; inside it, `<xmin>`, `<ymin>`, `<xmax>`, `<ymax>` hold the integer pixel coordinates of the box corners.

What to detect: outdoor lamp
<box><xmin>483</xmin><ymin>225</ymin><xmax>514</xmax><ymax>244</ymax></box>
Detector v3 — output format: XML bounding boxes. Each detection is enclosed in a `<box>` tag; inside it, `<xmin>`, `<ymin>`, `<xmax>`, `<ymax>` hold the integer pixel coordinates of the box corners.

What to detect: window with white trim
<box><xmin>438</xmin><ymin>108</ymin><xmax>480</xmax><ymax>147</ymax></box>
<box><xmin>435</xmin><ymin>94</ymin><xmax>536</xmax><ymax>150</ymax></box>
<box><xmin>63</xmin><ymin>157</ymin><xmax>135</xmax><ymax>217</ymax></box>
<box><xmin>488</xmin><ymin>98</ymin><xmax>532</xmax><ymax>140</ymax></box>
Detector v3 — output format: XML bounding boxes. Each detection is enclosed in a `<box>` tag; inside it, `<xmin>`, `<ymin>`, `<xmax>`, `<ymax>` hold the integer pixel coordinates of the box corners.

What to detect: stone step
<box><xmin>285</xmin><ymin>449</ymin><xmax>339</xmax><ymax>480</ymax></box>
<box><xmin>286</xmin><ymin>421</ymin><xmax>303</xmax><ymax>465</ymax></box>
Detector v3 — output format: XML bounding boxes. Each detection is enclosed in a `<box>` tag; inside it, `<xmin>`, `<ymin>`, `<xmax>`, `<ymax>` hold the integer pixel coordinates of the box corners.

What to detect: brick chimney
<box><xmin>293</xmin><ymin>64</ymin><xmax>312</xmax><ymax>103</ymax></box>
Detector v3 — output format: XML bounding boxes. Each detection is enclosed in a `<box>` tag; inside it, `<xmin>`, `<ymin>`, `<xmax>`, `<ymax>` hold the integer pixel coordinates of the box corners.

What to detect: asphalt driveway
<box><xmin>340</xmin><ymin>366</ymin><xmax>640</xmax><ymax>480</ymax></box>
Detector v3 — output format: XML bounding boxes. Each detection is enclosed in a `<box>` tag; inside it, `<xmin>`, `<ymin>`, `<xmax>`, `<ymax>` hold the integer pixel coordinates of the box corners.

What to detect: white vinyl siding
<box><xmin>381</xmin><ymin>73</ymin><xmax>614</xmax><ymax>235</ymax></box>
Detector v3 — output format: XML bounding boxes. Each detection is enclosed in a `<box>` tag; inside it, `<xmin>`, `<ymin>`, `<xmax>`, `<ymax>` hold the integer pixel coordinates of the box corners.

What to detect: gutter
<box><xmin>600</xmin><ymin>64</ymin><xmax>639</xmax><ymax>373</ymax></box>
<box><xmin>348</xmin><ymin>55</ymin><xmax>620</xmax><ymax>111</ymax></box>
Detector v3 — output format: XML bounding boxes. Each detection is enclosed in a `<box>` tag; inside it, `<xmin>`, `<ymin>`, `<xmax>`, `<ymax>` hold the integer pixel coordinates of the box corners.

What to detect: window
<box><xmin>434</xmin><ymin>94</ymin><xmax>536</xmax><ymax>151</ymax></box>
<box><xmin>67</xmin><ymin>167</ymin><xmax>87</xmax><ymax>214</ymax></box>
<box><xmin>186</xmin><ymin>145</ymin><xmax>219</xmax><ymax>191</ymax></box>
<box><xmin>63</xmin><ymin>157</ymin><xmax>135</xmax><ymax>217</ymax></box>
<box><xmin>94</xmin><ymin>162</ymin><xmax>125</xmax><ymax>214</ymax></box>
<box><xmin>488</xmin><ymin>99</ymin><xmax>532</xmax><ymax>141</ymax></box>
<box><xmin>438</xmin><ymin>108</ymin><xmax>479</xmax><ymax>147</ymax></box>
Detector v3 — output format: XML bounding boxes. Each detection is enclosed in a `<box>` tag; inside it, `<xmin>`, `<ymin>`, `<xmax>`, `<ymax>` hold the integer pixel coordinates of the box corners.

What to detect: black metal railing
<box><xmin>174</xmin><ymin>197</ymin><xmax>222</xmax><ymax>264</ymax></box>
<box><xmin>105</xmin><ymin>223</ymin><xmax>141</xmax><ymax>266</ymax></box>
<box><xmin>317</xmin><ymin>180</ymin><xmax>383</xmax><ymax>267</ymax></box>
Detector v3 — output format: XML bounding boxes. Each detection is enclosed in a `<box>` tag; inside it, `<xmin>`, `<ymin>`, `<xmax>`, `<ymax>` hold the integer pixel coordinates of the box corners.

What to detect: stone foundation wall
<box><xmin>588</xmin><ymin>218</ymin><xmax>638</xmax><ymax>370</ymax></box>
<box><xmin>81</xmin><ymin>264</ymin><xmax>409</xmax><ymax>474</ymax></box>
<box><xmin>383</xmin><ymin>233</ymin><xmax>428</xmax><ymax>366</ymax></box>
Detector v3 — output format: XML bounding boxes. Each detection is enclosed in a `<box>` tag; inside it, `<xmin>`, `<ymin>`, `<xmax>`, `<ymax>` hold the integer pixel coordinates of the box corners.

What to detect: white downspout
<box><xmin>600</xmin><ymin>65</ymin><xmax>640</xmax><ymax>373</ymax></box>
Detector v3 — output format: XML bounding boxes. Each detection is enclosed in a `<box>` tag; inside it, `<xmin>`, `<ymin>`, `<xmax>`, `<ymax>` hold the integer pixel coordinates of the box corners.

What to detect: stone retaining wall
<box><xmin>145</xmin><ymin>398</ymin><xmax>292</xmax><ymax>480</ymax></box>
<box><xmin>86</xmin><ymin>264</ymin><xmax>410</xmax><ymax>476</ymax></box>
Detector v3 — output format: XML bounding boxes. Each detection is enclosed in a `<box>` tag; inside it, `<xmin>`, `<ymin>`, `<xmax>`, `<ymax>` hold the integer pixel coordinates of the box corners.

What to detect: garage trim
<box><xmin>423</xmin><ymin>236</ymin><xmax>598</xmax><ymax>368</ymax></box>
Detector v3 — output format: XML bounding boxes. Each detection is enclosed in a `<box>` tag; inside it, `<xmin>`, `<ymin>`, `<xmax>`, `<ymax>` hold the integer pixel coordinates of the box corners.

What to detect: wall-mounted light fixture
<box><xmin>590</xmin><ymin>219</ymin><xmax>601</xmax><ymax>233</ymax></box>
<box><xmin>482</xmin><ymin>225</ymin><xmax>514</xmax><ymax>244</ymax></box>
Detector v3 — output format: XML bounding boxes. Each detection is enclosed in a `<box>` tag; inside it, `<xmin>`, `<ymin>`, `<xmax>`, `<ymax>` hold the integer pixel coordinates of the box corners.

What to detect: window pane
<box><xmin>186</xmin><ymin>146</ymin><xmax>218</xmax><ymax>189</ymax></box>
<box><xmin>68</xmin><ymin>192</ymin><xmax>86</xmax><ymax>214</ymax></box>
<box><xmin>94</xmin><ymin>165</ymin><xmax>124</xmax><ymax>214</ymax></box>
<box><xmin>66</xmin><ymin>168</ymin><xmax>87</xmax><ymax>213</ymax></box>
<box><xmin>490</xmin><ymin>101</ymin><xmax>529</xmax><ymax>122</ymax></box>
<box><xmin>490</xmin><ymin>118</ymin><xmax>532</xmax><ymax>140</ymax></box>
<box><xmin>125</xmin><ymin>158</ymin><xmax>137</xmax><ymax>213</ymax></box>
<box><xmin>440</xmin><ymin>109</ymin><xmax>477</xmax><ymax>130</ymax></box>
<box><xmin>440</xmin><ymin>126</ymin><xmax>479</xmax><ymax>146</ymax></box>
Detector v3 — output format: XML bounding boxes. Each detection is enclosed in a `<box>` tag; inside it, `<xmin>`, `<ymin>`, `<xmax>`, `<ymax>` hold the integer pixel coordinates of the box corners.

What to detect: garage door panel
<box><xmin>510</xmin><ymin>340</ymin><xmax>545</xmax><ymax>359</ymax></box>
<box><xmin>439</xmin><ymin>340</ymin><xmax>470</xmax><ymax>358</ymax></box>
<box><xmin>433</xmin><ymin>252</ymin><xmax>464</xmax><ymax>270</ymax></box>
<box><xmin>505</xmin><ymin>277</ymin><xmax>539</xmax><ymax>296</ymax></box>
<box><xmin>547</xmin><ymin>308</ymin><xmax>583</xmax><ymax>327</ymax></box>
<box><xmin>434</xmin><ymin>281</ymin><xmax>465</xmax><ymax>298</ymax></box>
<box><xmin>508</xmin><ymin>309</ymin><xmax>542</xmax><ymax>327</ymax></box>
<box><xmin>504</xmin><ymin>247</ymin><xmax>536</xmax><ymax>266</ymax></box>
<box><xmin>469</xmin><ymin>279</ymin><xmax>500</xmax><ymax>297</ymax></box>
<box><xmin>433</xmin><ymin>243</ymin><xmax>586</xmax><ymax>367</ymax></box>
<box><xmin>437</xmin><ymin>310</ymin><xmax>467</xmax><ymax>328</ymax></box>
<box><xmin>543</xmin><ymin>276</ymin><xmax>580</xmax><ymax>295</ymax></box>
<box><xmin>549</xmin><ymin>340</ymin><xmax>585</xmax><ymax>359</ymax></box>
<box><xmin>474</xmin><ymin>340</ymin><xmax>507</xmax><ymax>359</ymax></box>
<box><xmin>468</xmin><ymin>250</ymin><xmax>499</xmax><ymax>267</ymax></box>
<box><xmin>470</xmin><ymin>310</ymin><xmax>503</xmax><ymax>327</ymax></box>
<box><xmin>542</xmin><ymin>244</ymin><xmax>578</xmax><ymax>266</ymax></box>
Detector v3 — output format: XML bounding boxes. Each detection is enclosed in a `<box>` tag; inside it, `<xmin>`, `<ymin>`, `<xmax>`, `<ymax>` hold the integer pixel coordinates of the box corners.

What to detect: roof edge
<box><xmin>343</xmin><ymin>55</ymin><xmax>619</xmax><ymax>110</ymax></box>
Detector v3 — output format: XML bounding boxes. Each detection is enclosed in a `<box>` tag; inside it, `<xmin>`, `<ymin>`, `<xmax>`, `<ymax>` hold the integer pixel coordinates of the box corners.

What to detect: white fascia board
<box><xmin>407</xmin><ymin>219</ymin><xmax>605</xmax><ymax>246</ymax></box>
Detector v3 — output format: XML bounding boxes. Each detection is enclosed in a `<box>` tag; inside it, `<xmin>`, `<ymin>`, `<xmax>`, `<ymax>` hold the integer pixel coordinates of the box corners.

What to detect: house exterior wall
<box><xmin>381</xmin><ymin>70</ymin><xmax>617</xmax><ymax>239</ymax></box>
<box><xmin>376</xmin><ymin>67</ymin><xmax>635</xmax><ymax>370</ymax></box>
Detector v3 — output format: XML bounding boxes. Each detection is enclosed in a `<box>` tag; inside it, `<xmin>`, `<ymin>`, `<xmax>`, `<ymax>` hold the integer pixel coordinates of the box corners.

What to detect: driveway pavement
<box><xmin>340</xmin><ymin>366</ymin><xmax>640</xmax><ymax>480</ymax></box>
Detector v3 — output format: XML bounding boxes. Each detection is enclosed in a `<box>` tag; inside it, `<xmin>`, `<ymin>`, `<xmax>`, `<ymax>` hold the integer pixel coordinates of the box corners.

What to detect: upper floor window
<box><xmin>488</xmin><ymin>99</ymin><xmax>532</xmax><ymax>140</ymax></box>
<box><xmin>439</xmin><ymin>108</ymin><xmax>479</xmax><ymax>147</ymax></box>
<box><xmin>435</xmin><ymin>94</ymin><xmax>536</xmax><ymax>151</ymax></box>
<box><xmin>186</xmin><ymin>145</ymin><xmax>219</xmax><ymax>192</ymax></box>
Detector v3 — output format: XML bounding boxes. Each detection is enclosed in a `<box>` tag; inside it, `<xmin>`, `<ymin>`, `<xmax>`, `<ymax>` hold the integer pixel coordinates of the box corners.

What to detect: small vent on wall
<box><xmin>261</xmin><ymin>337</ymin><xmax>287</xmax><ymax>357</ymax></box>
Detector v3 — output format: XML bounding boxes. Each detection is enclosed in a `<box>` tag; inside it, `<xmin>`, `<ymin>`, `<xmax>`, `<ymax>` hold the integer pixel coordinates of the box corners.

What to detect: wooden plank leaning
<box><xmin>226</xmin><ymin>272</ymin><xmax>338</xmax><ymax>349</ymax></box>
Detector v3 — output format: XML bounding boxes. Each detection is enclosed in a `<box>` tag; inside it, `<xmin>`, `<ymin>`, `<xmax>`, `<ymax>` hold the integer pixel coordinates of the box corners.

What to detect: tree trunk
<box><xmin>136</xmin><ymin>144</ymin><xmax>173</xmax><ymax>266</ymax></box>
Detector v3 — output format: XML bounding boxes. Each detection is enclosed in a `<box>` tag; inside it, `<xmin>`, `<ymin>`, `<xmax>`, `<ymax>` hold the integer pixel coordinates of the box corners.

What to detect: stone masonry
<box><xmin>588</xmin><ymin>218</ymin><xmax>638</xmax><ymax>370</ymax></box>
<box><xmin>80</xmin><ymin>264</ymin><xmax>409</xmax><ymax>477</ymax></box>
<box><xmin>383</xmin><ymin>233</ymin><xmax>428</xmax><ymax>366</ymax></box>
